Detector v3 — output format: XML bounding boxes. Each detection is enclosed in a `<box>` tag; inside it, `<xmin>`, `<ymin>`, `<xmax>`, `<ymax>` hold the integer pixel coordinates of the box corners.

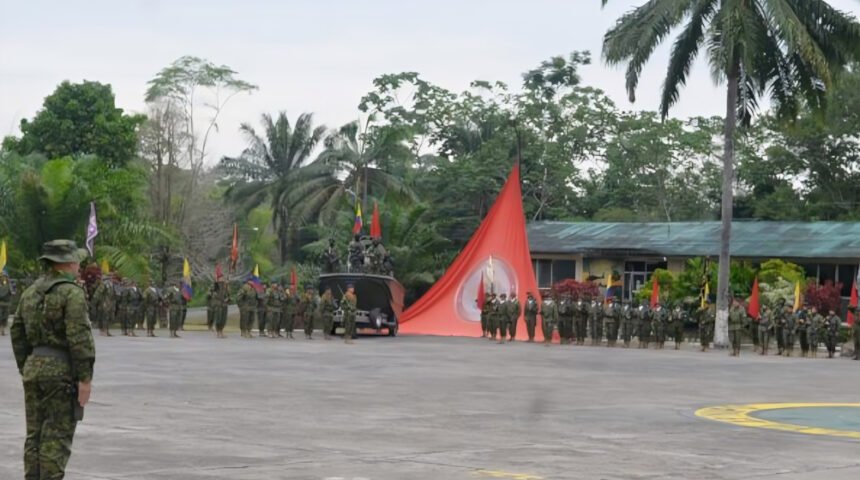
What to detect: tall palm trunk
<box><xmin>714</xmin><ymin>62</ymin><xmax>739</xmax><ymax>347</ymax></box>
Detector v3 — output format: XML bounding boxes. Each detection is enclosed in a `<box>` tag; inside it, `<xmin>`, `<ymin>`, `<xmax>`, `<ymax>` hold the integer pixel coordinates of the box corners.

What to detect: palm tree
<box><xmin>310</xmin><ymin>118</ymin><xmax>415</xmax><ymax>221</ymax></box>
<box><xmin>219</xmin><ymin>112</ymin><xmax>330</xmax><ymax>264</ymax></box>
<box><xmin>601</xmin><ymin>0</ymin><xmax>860</xmax><ymax>346</ymax></box>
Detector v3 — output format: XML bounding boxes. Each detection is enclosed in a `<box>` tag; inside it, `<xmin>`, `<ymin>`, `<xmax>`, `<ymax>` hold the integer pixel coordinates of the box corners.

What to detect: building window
<box><xmin>838</xmin><ymin>264</ymin><xmax>856</xmax><ymax>297</ymax></box>
<box><xmin>533</xmin><ymin>259</ymin><xmax>576</xmax><ymax>289</ymax></box>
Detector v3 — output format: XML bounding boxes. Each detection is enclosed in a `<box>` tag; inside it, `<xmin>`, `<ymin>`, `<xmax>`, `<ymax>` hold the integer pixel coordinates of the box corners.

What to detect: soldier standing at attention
<box><xmin>697</xmin><ymin>299</ymin><xmax>715</xmax><ymax>351</ymax></box>
<box><xmin>773</xmin><ymin>298</ymin><xmax>787</xmax><ymax>355</ymax></box>
<box><xmin>728</xmin><ymin>298</ymin><xmax>747</xmax><ymax>356</ymax></box>
<box><xmin>214</xmin><ymin>280</ymin><xmax>231</xmax><ymax>339</ymax></box>
<box><xmin>485</xmin><ymin>293</ymin><xmax>497</xmax><ymax>340</ymax></box>
<box><xmin>127</xmin><ymin>281</ymin><xmax>143</xmax><ymax>336</ymax></box>
<box><xmin>556</xmin><ymin>293</ymin><xmax>573</xmax><ymax>345</ymax></box>
<box><xmin>796</xmin><ymin>305</ymin><xmax>811</xmax><ymax>357</ymax></box>
<box><xmin>283</xmin><ymin>288</ymin><xmax>297</xmax><ymax>339</ymax></box>
<box><xmin>848</xmin><ymin>305</ymin><xmax>860</xmax><ymax>360</ymax></box>
<box><xmin>637</xmin><ymin>303</ymin><xmax>651</xmax><ymax>348</ymax></box>
<box><xmin>588</xmin><ymin>298</ymin><xmax>603</xmax><ymax>346</ymax></box>
<box><xmin>166</xmin><ymin>283</ymin><xmax>183</xmax><ymax>338</ymax></box>
<box><xmin>783</xmin><ymin>304</ymin><xmax>797</xmax><ymax>356</ymax></box>
<box><xmin>603</xmin><ymin>297</ymin><xmax>621</xmax><ymax>347</ymax></box>
<box><xmin>115</xmin><ymin>279</ymin><xmax>129</xmax><ymax>336</ymax></box>
<box><xmin>540</xmin><ymin>293</ymin><xmax>558</xmax><ymax>345</ymax></box>
<box><xmin>266</xmin><ymin>282</ymin><xmax>285</xmax><ymax>338</ymax></box>
<box><xmin>573</xmin><ymin>295</ymin><xmax>589</xmax><ymax>345</ymax></box>
<box><xmin>1</xmin><ymin>272</ymin><xmax>15</xmax><ymax>335</ymax></box>
<box><xmin>758</xmin><ymin>305</ymin><xmax>774</xmax><ymax>355</ymax></box>
<box><xmin>256</xmin><ymin>283</ymin><xmax>268</xmax><ymax>337</ymax></box>
<box><xmin>523</xmin><ymin>291</ymin><xmax>539</xmax><ymax>342</ymax></box>
<box><xmin>303</xmin><ymin>286</ymin><xmax>317</xmax><ymax>340</ymax></box>
<box><xmin>824</xmin><ymin>309</ymin><xmax>842</xmax><ymax>359</ymax></box>
<box><xmin>809</xmin><ymin>307</ymin><xmax>825</xmax><ymax>358</ymax></box>
<box><xmin>206</xmin><ymin>283</ymin><xmax>218</xmax><ymax>331</ymax></box>
<box><xmin>342</xmin><ymin>284</ymin><xmax>358</xmax><ymax>344</ymax></box>
<box><xmin>142</xmin><ymin>282</ymin><xmax>160</xmax><ymax>337</ymax></box>
<box><xmin>651</xmin><ymin>302</ymin><xmax>668</xmax><ymax>349</ymax></box>
<box><xmin>506</xmin><ymin>291</ymin><xmax>521</xmax><ymax>342</ymax></box>
<box><xmin>320</xmin><ymin>287</ymin><xmax>336</xmax><ymax>339</ymax></box>
<box><xmin>479</xmin><ymin>293</ymin><xmax>490</xmax><ymax>338</ymax></box>
<box><xmin>671</xmin><ymin>304</ymin><xmax>687</xmax><ymax>350</ymax></box>
<box><xmin>11</xmin><ymin>240</ymin><xmax>95</xmax><ymax>480</ymax></box>
<box><xmin>348</xmin><ymin>234</ymin><xmax>365</xmax><ymax>272</ymax></box>
<box><xmin>93</xmin><ymin>274</ymin><xmax>115</xmax><ymax>337</ymax></box>
<box><xmin>236</xmin><ymin>280</ymin><xmax>258</xmax><ymax>338</ymax></box>
<box><xmin>620</xmin><ymin>299</ymin><xmax>634</xmax><ymax>348</ymax></box>
<box><xmin>494</xmin><ymin>293</ymin><xmax>509</xmax><ymax>344</ymax></box>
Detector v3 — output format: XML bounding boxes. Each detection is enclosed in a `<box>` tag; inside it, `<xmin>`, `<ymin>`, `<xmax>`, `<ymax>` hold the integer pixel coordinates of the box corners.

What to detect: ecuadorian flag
<box><xmin>250</xmin><ymin>264</ymin><xmax>264</xmax><ymax>293</ymax></box>
<box><xmin>181</xmin><ymin>258</ymin><xmax>193</xmax><ymax>301</ymax></box>
<box><xmin>352</xmin><ymin>202</ymin><xmax>363</xmax><ymax>234</ymax></box>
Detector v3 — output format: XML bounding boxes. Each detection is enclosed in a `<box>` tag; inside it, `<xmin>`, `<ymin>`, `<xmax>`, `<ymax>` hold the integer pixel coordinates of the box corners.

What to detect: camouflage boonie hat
<box><xmin>39</xmin><ymin>239</ymin><xmax>87</xmax><ymax>263</ymax></box>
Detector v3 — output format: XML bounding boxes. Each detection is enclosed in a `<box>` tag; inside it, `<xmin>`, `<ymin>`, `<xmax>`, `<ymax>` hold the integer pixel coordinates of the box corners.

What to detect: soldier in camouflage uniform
<box><xmin>796</xmin><ymin>305</ymin><xmax>811</xmax><ymax>357</ymax></box>
<box><xmin>541</xmin><ymin>293</ymin><xmax>558</xmax><ymax>345</ymax></box>
<box><xmin>213</xmin><ymin>280</ymin><xmax>231</xmax><ymax>339</ymax></box>
<box><xmin>319</xmin><ymin>287</ymin><xmax>337</xmax><ymax>339</ymax></box>
<box><xmin>697</xmin><ymin>300</ymin><xmax>715</xmax><ymax>352</ymax></box>
<box><xmin>0</xmin><ymin>272</ymin><xmax>13</xmax><ymax>336</ymax></box>
<box><xmin>283</xmin><ymin>288</ymin><xmax>297</xmax><ymax>339</ymax></box>
<box><xmin>166</xmin><ymin>283</ymin><xmax>183</xmax><ymax>338</ymax></box>
<box><xmin>494</xmin><ymin>293</ymin><xmax>509</xmax><ymax>344</ymax></box>
<box><xmin>809</xmin><ymin>307</ymin><xmax>825</xmax><ymax>358</ymax></box>
<box><xmin>506</xmin><ymin>291</ymin><xmax>521</xmax><ymax>342</ymax></box>
<box><xmin>728</xmin><ymin>299</ymin><xmax>747</xmax><ymax>356</ymax></box>
<box><xmin>773</xmin><ymin>298</ymin><xmax>788</xmax><ymax>355</ymax></box>
<box><xmin>342</xmin><ymin>284</ymin><xmax>358</xmax><ymax>344</ymax></box>
<box><xmin>206</xmin><ymin>283</ymin><xmax>218</xmax><ymax>331</ymax></box>
<box><xmin>651</xmin><ymin>302</ymin><xmax>668</xmax><ymax>349</ymax></box>
<box><xmin>93</xmin><ymin>274</ymin><xmax>116</xmax><ymax>337</ymax></box>
<box><xmin>824</xmin><ymin>309</ymin><xmax>841</xmax><ymax>359</ymax></box>
<box><xmin>671</xmin><ymin>304</ymin><xmax>687</xmax><ymax>350</ymax></box>
<box><xmin>256</xmin><ymin>283</ymin><xmax>268</xmax><ymax>337</ymax></box>
<box><xmin>480</xmin><ymin>293</ymin><xmax>491</xmax><ymax>338</ymax></box>
<box><xmin>236</xmin><ymin>280</ymin><xmax>259</xmax><ymax>338</ymax></box>
<box><xmin>486</xmin><ymin>293</ymin><xmax>498</xmax><ymax>341</ymax></box>
<box><xmin>556</xmin><ymin>293</ymin><xmax>573</xmax><ymax>345</ymax></box>
<box><xmin>266</xmin><ymin>282</ymin><xmax>285</xmax><ymax>338</ymax></box>
<box><xmin>637</xmin><ymin>303</ymin><xmax>651</xmax><ymax>348</ymax></box>
<box><xmin>142</xmin><ymin>283</ymin><xmax>159</xmax><ymax>337</ymax></box>
<box><xmin>117</xmin><ymin>280</ymin><xmax>132</xmax><ymax>336</ymax></box>
<box><xmin>758</xmin><ymin>305</ymin><xmax>773</xmax><ymax>355</ymax></box>
<box><xmin>588</xmin><ymin>298</ymin><xmax>603</xmax><ymax>346</ymax></box>
<box><xmin>603</xmin><ymin>297</ymin><xmax>621</xmax><ymax>347</ymax></box>
<box><xmin>783</xmin><ymin>304</ymin><xmax>797</xmax><ymax>356</ymax></box>
<box><xmin>573</xmin><ymin>295</ymin><xmax>589</xmax><ymax>345</ymax></box>
<box><xmin>619</xmin><ymin>299</ymin><xmax>634</xmax><ymax>348</ymax></box>
<box><xmin>10</xmin><ymin>240</ymin><xmax>95</xmax><ymax>480</ymax></box>
<box><xmin>303</xmin><ymin>286</ymin><xmax>316</xmax><ymax>340</ymax></box>
<box><xmin>523</xmin><ymin>291</ymin><xmax>538</xmax><ymax>342</ymax></box>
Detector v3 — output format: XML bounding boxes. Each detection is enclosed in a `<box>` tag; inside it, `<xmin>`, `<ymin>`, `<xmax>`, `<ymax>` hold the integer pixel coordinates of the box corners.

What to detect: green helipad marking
<box><xmin>751</xmin><ymin>406</ymin><xmax>860</xmax><ymax>432</ymax></box>
<box><xmin>695</xmin><ymin>403</ymin><xmax>860</xmax><ymax>439</ymax></box>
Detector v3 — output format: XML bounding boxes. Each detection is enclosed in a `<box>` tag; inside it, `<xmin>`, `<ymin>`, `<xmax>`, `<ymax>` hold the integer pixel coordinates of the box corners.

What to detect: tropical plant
<box><xmin>601</xmin><ymin>0</ymin><xmax>860</xmax><ymax>345</ymax></box>
<box><xmin>219</xmin><ymin>111</ymin><xmax>330</xmax><ymax>264</ymax></box>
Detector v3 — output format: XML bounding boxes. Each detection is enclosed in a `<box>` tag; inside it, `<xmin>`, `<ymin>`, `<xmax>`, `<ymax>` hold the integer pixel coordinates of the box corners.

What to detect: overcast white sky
<box><xmin>2</xmin><ymin>0</ymin><xmax>859</xmax><ymax>164</ymax></box>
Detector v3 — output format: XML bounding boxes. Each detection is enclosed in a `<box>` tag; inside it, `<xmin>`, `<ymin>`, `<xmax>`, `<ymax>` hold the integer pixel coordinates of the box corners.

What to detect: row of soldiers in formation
<box><xmin>87</xmin><ymin>275</ymin><xmax>187</xmax><ymax>338</ymax></box>
<box><xmin>480</xmin><ymin>291</ymin><xmax>858</xmax><ymax>359</ymax></box>
<box><xmin>214</xmin><ymin>279</ymin><xmax>360</xmax><ymax>344</ymax></box>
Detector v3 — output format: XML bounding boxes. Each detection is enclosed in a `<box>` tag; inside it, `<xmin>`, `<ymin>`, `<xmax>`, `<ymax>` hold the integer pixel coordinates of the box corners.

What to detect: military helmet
<box><xmin>38</xmin><ymin>239</ymin><xmax>87</xmax><ymax>264</ymax></box>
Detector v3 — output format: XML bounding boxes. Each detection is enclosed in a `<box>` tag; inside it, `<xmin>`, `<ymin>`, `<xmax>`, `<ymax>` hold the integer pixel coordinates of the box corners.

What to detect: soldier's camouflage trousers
<box><xmin>590</xmin><ymin>318</ymin><xmax>603</xmax><ymax>346</ymax></box>
<box><xmin>605</xmin><ymin>319</ymin><xmax>618</xmax><ymax>346</ymax></box>
<box><xmin>557</xmin><ymin>317</ymin><xmax>572</xmax><ymax>344</ymax></box>
<box><xmin>322</xmin><ymin>314</ymin><xmax>334</xmax><ymax>337</ymax></box>
<box><xmin>542</xmin><ymin>319</ymin><xmax>554</xmax><ymax>344</ymax></box>
<box><xmin>257</xmin><ymin>309</ymin><xmax>267</xmax><ymax>333</ymax></box>
<box><xmin>239</xmin><ymin>309</ymin><xmax>255</xmax><ymax>334</ymax></box>
<box><xmin>524</xmin><ymin>315</ymin><xmax>537</xmax><ymax>341</ymax></box>
<box><xmin>508</xmin><ymin>317</ymin><xmax>517</xmax><ymax>340</ymax></box>
<box><xmin>574</xmin><ymin>317</ymin><xmax>587</xmax><ymax>345</ymax></box>
<box><xmin>214</xmin><ymin>306</ymin><xmax>228</xmax><ymax>331</ymax></box>
<box><xmin>0</xmin><ymin>304</ymin><xmax>9</xmax><ymax>334</ymax></box>
<box><xmin>304</xmin><ymin>314</ymin><xmax>314</xmax><ymax>337</ymax></box>
<box><xmin>207</xmin><ymin>307</ymin><xmax>216</xmax><ymax>329</ymax></box>
<box><xmin>494</xmin><ymin>316</ymin><xmax>507</xmax><ymax>341</ymax></box>
<box><xmin>729</xmin><ymin>329</ymin><xmax>742</xmax><ymax>354</ymax></box>
<box><xmin>145</xmin><ymin>307</ymin><xmax>158</xmax><ymax>331</ymax></box>
<box><xmin>23</xmin><ymin>377</ymin><xmax>77</xmax><ymax>480</ymax></box>
<box><xmin>267</xmin><ymin>310</ymin><xmax>282</xmax><ymax>334</ymax></box>
<box><xmin>169</xmin><ymin>309</ymin><xmax>182</xmax><ymax>332</ymax></box>
<box><xmin>798</xmin><ymin>330</ymin><xmax>809</xmax><ymax>355</ymax></box>
<box><xmin>775</xmin><ymin>325</ymin><xmax>785</xmax><ymax>353</ymax></box>
<box><xmin>620</xmin><ymin>321</ymin><xmax>633</xmax><ymax>346</ymax></box>
<box><xmin>480</xmin><ymin>314</ymin><xmax>489</xmax><ymax>336</ymax></box>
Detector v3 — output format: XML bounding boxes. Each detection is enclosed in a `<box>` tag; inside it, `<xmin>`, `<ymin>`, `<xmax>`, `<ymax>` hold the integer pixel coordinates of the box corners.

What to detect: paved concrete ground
<box><xmin>1</xmin><ymin>332</ymin><xmax>858</xmax><ymax>480</ymax></box>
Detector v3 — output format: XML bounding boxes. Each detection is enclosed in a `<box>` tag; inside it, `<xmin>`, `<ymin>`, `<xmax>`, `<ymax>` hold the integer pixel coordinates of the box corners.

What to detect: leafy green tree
<box><xmin>219</xmin><ymin>112</ymin><xmax>329</xmax><ymax>264</ymax></box>
<box><xmin>602</xmin><ymin>0</ymin><xmax>860</xmax><ymax>346</ymax></box>
<box><xmin>5</xmin><ymin>81</ymin><xmax>144</xmax><ymax>166</ymax></box>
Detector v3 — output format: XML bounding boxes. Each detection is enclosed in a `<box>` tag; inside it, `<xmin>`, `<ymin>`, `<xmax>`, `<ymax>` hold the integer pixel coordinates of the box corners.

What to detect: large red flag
<box><xmin>230</xmin><ymin>224</ymin><xmax>239</xmax><ymax>271</ymax></box>
<box><xmin>649</xmin><ymin>275</ymin><xmax>659</xmax><ymax>309</ymax></box>
<box><xmin>399</xmin><ymin>164</ymin><xmax>540</xmax><ymax>338</ymax></box>
<box><xmin>370</xmin><ymin>201</ymin><xmax>382</xmax><ymax>239</ymax></box>
<box><xmin>748</xmin><ymin>277</ymin><xmax>761</xmax><ymax>319</ymax></box>
<box><xmin>848</xmin><ymin>281</ymin><xmax>857</xmax><ymax>326</ymax></box>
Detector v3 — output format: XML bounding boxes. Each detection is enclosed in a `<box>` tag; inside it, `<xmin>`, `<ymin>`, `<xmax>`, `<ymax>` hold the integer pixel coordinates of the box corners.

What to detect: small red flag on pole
<box><xmin>848</xmin><ymin>281</ymin><xmax>857</xmax><ymax>326</ymax></box>
<box><xmin>476</xmin><ymin>273</ymin><xmax>485</xmax><ymax>311</ymax></box>
<box><xmin>290</xmin><ymin>266</ymin><xmax>298</xmax><ymax>293</ymax></box>
<box><xmin>230</xmin><ymin>224</ymin><xmax>239</xmax><ymax>272</ymax></box>
<box><xmin>649</xmin><ymin>275</ymin><xmax>659</xmax><ymax>309</ymax></box>
<box><xmin>215</xmin><ymin>263</ymin><xmax>223</xmax><ymax>281</ymax></box>
<box><xmin>370</xmin><ymin>201</ymin><xmax>382</xmax><ymax>239</ymax></box>
<box><xmin>747</xmin><ymin>276</ymin><xmax>761</xmax><ymax>319</ymax></box>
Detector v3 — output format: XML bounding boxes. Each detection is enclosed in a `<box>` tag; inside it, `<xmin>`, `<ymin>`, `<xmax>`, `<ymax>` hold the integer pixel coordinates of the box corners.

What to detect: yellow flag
<box><xmin>0</xmin><ymin>239</ymin><xmax>7</xmax><ymax>272</ymax></box>
<box><xmin>182</xmin><ymin>258</ymin><xmax>191</xmax><ymax>279</ymax></box>
<box><xmin>253</xmin><ymin>264</ymin><xmax>260</xmax><ymax>278</ymax></box>
<box><xmin>100</xmin><ymin>258</ymin><xmax>110</xmax><ymax>274</ymax></box>
<box><xmin>793</xmin><ymin>281</ymin><xmax>802</xmax><ymax>312</ymax></box>
<box><xmin>701</xmin><ymin>281</ymin><xmax>709</xmax><ymax>309</ymax></box>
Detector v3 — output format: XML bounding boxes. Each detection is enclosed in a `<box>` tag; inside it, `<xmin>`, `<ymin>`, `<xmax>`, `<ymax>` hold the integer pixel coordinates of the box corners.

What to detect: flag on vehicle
<box><xmin>352</xmin><ymin>202</ymin><xmax>363</xmax><ymax>234</ymax></box>
<box><xmin>85</xmin><ymin>202</ymin><xmax>98</xmax><ymax>257</ymax></box>
<box><xmin>181</xmin><ymin>258</ymin><xmax>193</xmax><ymax>301</ymax></box>
<box><xmin>370</xmin><ymin>201</ymin><xmax>382</xmax><ymax>239</ymax></box>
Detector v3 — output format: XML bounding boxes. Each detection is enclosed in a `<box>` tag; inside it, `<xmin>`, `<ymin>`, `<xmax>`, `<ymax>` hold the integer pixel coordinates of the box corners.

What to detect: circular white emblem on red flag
<box><xmin>455</xmin><ymin>257</ymin><xmax>518</xmax><ymax>322</ymax></box>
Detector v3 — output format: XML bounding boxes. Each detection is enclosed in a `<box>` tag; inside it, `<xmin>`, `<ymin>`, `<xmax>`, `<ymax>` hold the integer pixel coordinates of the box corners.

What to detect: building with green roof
<box><xmin>527</xmin><ymin>221</ymin><xmax>860</xmax><ymax>299</ymax></box>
